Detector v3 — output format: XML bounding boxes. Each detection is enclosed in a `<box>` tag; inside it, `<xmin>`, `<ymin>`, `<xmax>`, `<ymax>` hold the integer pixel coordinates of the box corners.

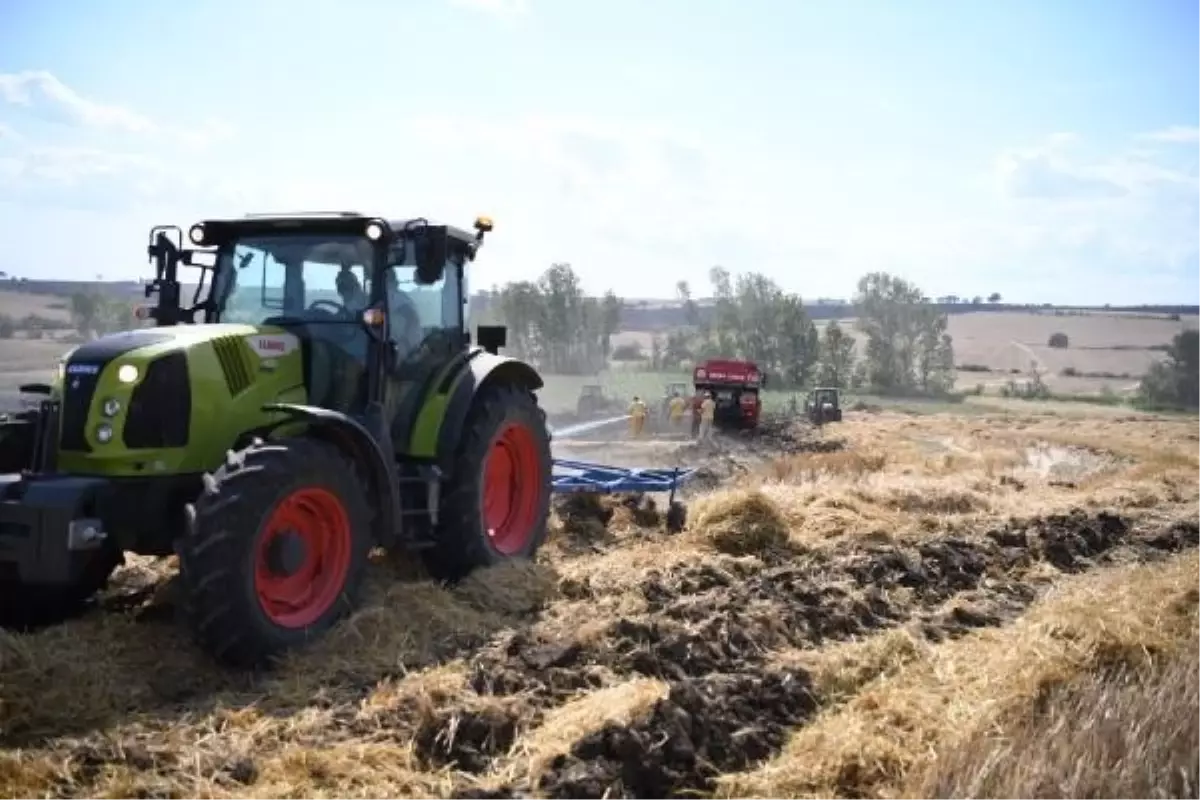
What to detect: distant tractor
<box><xmin>576</xmin><ymin>384</ymin><xmax>619</xmax><ymax>419</ymax></box>
<box><xmin>691</xmin><ymin>359</ymin><xmax>765</xmax><ymax>431</ymax></box>
<box><xmin>805</xmin><ymin>387</ymin><xmax>843</xmax><ymax>425</ymax></box>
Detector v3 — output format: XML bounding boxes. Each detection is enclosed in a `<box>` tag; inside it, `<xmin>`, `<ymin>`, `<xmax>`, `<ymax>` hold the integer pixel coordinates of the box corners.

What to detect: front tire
<box><xmin>179</xmin><ymin>437</ymin><xmax>372</xmax><ymax>668</ymax></box>
<box><xmin>422</xmin><ymin>384</ymin><xmax>552</xmax><ymax>582</ymax></box>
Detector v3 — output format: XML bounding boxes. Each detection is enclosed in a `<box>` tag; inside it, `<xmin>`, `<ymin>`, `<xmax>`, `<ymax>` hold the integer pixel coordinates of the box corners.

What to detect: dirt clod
<box><xmin>537</xmin><ymin>670</ymin><xmax>818</xmax><ymax>798</ymax></box>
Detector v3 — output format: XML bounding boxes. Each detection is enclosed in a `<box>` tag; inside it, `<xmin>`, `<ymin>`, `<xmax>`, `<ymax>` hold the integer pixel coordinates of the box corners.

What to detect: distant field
<box><xmin>611</xmin><ymin>311</ymin><xmax>1198</xmax><ymax>396</ymax></box>
<box><xmin>0</xmin><ymin>291</ymin><xmax>73</xmax><ymax>323</ymax></box>
<box><xmin>1</xmin><ymin>286</ymin><xmax>1192</xmax><ymax>406</ymax></box>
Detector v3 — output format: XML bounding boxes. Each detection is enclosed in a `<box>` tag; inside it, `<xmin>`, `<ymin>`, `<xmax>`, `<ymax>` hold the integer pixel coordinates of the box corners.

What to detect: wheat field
<box><xmin>0</xmin><ymin>400</ymin><xmax>1195</xmax><ymax>798</ymax></box>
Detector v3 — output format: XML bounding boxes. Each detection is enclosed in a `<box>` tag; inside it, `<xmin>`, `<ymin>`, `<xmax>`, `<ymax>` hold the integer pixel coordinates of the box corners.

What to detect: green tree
<box><xmin>1138</xmin><ymin>330</ymin><xmax>1199</xmax><ymax>409</ymax></box>
<box><xmin>817</xmin><ymin>320</ymin><xmax>856</xmax><ymax>388</ymax></box>
<box><xmin>69</xmin><ymin>292</ymin><xmax>100</xmax><ymax>336</ymax></box>
<box><xmin>490</xmin><ymin>264</ymin><xmax>615</xmax><ymax>374</ymax></box>
<box><xmin>678</xmin><ymin>268</ymin><xmax>821</xmax><ymax>389</ymax></box>
<box><xmin>600</xmin><ymin>290</ymin><xmax>622</xmax><ymax>359</ymax></box>
<box><xmin>854</xmin><ymin>272</ymin><xmax>956</xmax><ymax>395</ymax></box>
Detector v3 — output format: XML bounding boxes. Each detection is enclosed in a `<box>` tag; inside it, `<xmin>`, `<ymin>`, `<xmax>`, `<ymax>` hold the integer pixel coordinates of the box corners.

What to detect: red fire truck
<box><xmin>691</xmin><ymin>358</ymin><xmax>766</xmax><ymax>431</ymax></box>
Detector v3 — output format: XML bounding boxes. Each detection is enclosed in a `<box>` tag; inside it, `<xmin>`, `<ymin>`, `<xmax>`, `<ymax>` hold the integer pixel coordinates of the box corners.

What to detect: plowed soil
<box><xmin>0</xmin><ymin>407</ymin><xmax>1196</xmax><ymax>799</ymax></box>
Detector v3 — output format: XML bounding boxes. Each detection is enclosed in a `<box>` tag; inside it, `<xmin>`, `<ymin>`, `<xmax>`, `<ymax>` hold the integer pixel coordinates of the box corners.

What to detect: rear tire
<box><xmin>422</xmin><ymin>384</ymin><xmax>552</xmax><ymax>582</ymax></box>
<box><xmin>178</xmin><ymin>437</ymin><xmax>371</xmax><ymax>668</ymax></box>
<box><xmin>0</xmin><ymin>546</ymin><xmax>121</xmax><ymax>630</ymax></box>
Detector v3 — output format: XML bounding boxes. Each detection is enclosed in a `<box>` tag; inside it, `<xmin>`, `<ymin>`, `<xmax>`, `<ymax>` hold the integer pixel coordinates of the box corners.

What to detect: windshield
<box><xmin>381</xmin><ymin>240</ymin><xmax>463</xmax><ymax>358</ymax></box>
<box><xmin>214</xmin><ymin>234</ymin><xmax>374</xmax><ymax>325</ymax></box>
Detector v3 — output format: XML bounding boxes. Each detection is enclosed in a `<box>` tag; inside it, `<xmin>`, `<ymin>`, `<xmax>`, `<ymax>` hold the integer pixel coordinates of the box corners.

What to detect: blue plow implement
<box><xmin>552</xmin><ymin>458</ymin><xmax>697</xmax><ymax>504</ymax></box>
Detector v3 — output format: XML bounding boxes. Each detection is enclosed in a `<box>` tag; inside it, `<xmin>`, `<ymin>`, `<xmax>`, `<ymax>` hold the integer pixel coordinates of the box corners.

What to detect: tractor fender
<box><xmin>261</xmin><ymin>403</ymin><xmax>400</xmax><ymax>547</ymax></box>
<box><xmin>424</xmin><ymin>352</ymin><xmax>544</xmax><ymax>474</ymax></box>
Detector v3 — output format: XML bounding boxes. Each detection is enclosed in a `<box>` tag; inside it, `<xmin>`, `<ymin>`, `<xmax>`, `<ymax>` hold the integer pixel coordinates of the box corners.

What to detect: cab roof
<box><xmin>232</xmin><ymin>211</ymin><xmax>478</xmax><ymax>243</ymax></box>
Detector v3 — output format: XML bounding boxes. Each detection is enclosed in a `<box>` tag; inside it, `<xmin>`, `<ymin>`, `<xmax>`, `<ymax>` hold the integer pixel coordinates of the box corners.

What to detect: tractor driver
<box><xmin>384</xmin><ymin>268</ymin><xmax>425</xmax><ymax>359</ymax></box>
<box><xmin>335</xmin><ymin>265</ymin><xmax>369</xmax><ymax>312</ymax></box>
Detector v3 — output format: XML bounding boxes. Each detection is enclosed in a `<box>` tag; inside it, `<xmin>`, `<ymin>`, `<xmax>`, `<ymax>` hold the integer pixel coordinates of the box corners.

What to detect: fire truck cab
<box><xmin>692</xmin><ymin>358</ymin><xmax>765</xmax><ymax>430</ymax></box>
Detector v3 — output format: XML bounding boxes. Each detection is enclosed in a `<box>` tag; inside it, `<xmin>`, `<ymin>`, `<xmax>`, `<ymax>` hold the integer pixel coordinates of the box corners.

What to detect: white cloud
<box><xmin>1137</xmin><ymin>125</ymin><xmax>1200</xmax><ymax>144</ymax></box>
<box><xmin>0</xmin><ymin>74</ymin><xmax>1196</xmax><ymax>303</ymax></box>
<box><xmin>0</xmin><ymin>70</ymin><xmax>156</xmax><ymax>134</ymax></box>
<box><xmin>980</xmin><ymin>132</ymin><xmax>1198</xmax><ymax>297</ymax></box>
<box><xmin>994</xmin><ymin>135</ymin><xmax>1129</xmax><ymax>201</ymax></box>
<box><xmin>0</xmin><ymin>70</ymin><xmax>234</xmax><ymax>151</ymax></box>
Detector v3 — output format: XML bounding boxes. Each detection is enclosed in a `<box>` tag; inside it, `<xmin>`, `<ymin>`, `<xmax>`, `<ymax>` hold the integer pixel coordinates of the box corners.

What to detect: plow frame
<box><xmin>552</xmin><ymin>458</ymin><xmax>697</xmax><ymax>505</ymax></box>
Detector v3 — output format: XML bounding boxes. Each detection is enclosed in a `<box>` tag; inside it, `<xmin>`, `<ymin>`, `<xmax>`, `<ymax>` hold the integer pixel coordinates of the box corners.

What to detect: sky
<box><xmin>0</xmin><ymin>0</ymin><xmax>1197</xmax><ymax>305</ymax></box>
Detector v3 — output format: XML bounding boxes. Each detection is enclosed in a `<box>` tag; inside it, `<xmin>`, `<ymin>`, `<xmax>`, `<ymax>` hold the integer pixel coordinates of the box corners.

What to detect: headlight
<box><xmin>365</xmin><ymin>221</ymin><xmax>386</xmax><ymax>241</ymax></box>
<box><xmin>95</xmin><ymin>424</ymin><xmax>114</xmax><ymax>444</ymax></box>
<box><xmin>56</xmin><ymin>362</ymin><xmax>65</xmax><ymax>380</ymax></box>
<box><xmin>101</xmin><ymin>397</ymin><xmax>122</xmax><ymax>417</ymax></box>
<box><xmin>188</xmin><ymin>224</ymin><xmax>206</xmax><ymax>245</ymax></box>
<box><xmin>117</xmin><ymin>364</ymin><xmax>139</xmax><ymax>384</ymax></box>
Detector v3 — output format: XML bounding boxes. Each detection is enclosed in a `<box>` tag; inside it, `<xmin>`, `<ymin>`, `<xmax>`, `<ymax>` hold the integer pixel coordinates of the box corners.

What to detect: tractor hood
<box><xmin>52</xmin><ymin>322</ymin><xmax>307</xmax><ymax>475</ymax></box>
<box><xmin>59</xmin><ymin>324</ymin><xmax>268</xmax><ymax>374</ymax></box>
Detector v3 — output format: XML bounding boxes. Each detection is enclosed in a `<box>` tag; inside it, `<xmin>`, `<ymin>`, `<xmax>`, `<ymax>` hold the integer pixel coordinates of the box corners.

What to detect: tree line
<box><xmin>472</xmin><ymin>263</ymin><xmax>622</xmax><ymax>374</ymax></box>
<box><xmin>476</xmin><ymin>263</ymin><xmax>957</xmax><ymax>395</ymax></box>
<box><xmin>0</xmin><ymin>292</ymin><xmax>142</xmax><ymax>341</ymax></box>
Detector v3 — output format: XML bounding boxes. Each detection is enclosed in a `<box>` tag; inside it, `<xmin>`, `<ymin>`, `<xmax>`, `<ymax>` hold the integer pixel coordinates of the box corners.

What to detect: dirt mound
<box><xmin>414</xmin><ymin>697</ymin><xmax>525</xmax><ymax>773</ymax></box>
<box><xmin>537</xmin><ymin>670</ymin><xmax>819</xmax><ymax>798</ymax></box>
<box><xmin>555</xmin><ymin>493</ymin><xmax>617</xmax><ymax>531</ymax></box>
<box><xmin>551</xmin><ymin>493</ymin><xmax>668</xmax><ymax>551</ymax></box>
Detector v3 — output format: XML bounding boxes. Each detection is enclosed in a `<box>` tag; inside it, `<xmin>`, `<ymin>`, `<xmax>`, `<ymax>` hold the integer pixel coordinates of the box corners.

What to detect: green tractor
<box><xmin>804</xmin><ymin>387</ymin><xmax>843</xmax><ymax>425</ymax></box>
<box><xmin>0</xmin><ymin>212</ymin><xmax>553</xmax><ymax>668</ymax></box>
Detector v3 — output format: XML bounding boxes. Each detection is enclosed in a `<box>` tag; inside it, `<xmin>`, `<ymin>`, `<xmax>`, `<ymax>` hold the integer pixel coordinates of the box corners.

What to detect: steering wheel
<box><xmin>304</xmin><ymin>299</ymin><xmax>361</xmax><ymax>344</ymax></box>
<box><xmin>308</xmin><ymin>299</ymin><xmax>351</xmax><ymax>318</ymax></box>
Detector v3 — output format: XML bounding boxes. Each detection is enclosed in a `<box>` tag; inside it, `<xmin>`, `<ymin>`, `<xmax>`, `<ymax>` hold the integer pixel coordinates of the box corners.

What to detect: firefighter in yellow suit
<box><xmin>667</xmin><ymin>391</ymin><xmax>687</xmax><ymax>435</ymax></box>
<box><xmin>698</xmin><ymin>391</ymin><xmax>716</xmax><ymax>443</ymax></box>
<box><xmin>628</xmin><ymin>396</ymin><xmax>648</xmax><ymax>438</ymax></box>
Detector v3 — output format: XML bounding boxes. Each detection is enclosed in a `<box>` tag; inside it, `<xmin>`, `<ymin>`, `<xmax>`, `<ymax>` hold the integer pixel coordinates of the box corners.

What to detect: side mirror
<box><xmin>414</xmin><ymin>226</ymin><xmax>448</xmax><ymax>284</ymax></box>
<box><xmin>477</xmin><ymin>325</ymin><xmax>507</xmax><ymax>354</ymax></box>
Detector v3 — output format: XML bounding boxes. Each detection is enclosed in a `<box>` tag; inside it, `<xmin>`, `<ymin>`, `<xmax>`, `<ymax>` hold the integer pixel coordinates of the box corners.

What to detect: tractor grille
<box><xmin>59</xmin><ymin>366</ymin><xmax>100</xmax><ymax>452</ymax></box>
<box><xmin>124</xmin><ymin>352</ymin><xmax>191</xmax><ymax>449</ymax></box>
<box><xmin>212</xmin><ymin>335</ymin><xmax>254</xmax><ymax>396</ymax></box>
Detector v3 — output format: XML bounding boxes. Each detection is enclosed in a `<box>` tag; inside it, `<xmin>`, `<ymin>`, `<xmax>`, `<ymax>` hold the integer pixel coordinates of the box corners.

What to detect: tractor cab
<box><xmin>576</xmin><ymin>383</ymin><xmax>611</xmax><ymax>418</ymax></box>
<box><xmin>146</xmin><ymin>214</ymin><xmax>507</xmax><ymax>417</ymax></box>
<box><xmin>692</xmin><ymin>359</ymin><xmax>765</xmax><ymax>430</ymax></box>
<box><xmin>805</xmin><ymin>387</ymin><xmax>843</xmax><ymax>425</ymax></box>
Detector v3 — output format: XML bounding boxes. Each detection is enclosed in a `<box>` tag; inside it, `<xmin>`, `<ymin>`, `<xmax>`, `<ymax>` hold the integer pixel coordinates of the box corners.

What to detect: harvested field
<box><xmin>0</xmin><ymin>405</ymin><xmax>1197</xmax><ymax>798</ymax></box>
<box><xmin>610</xmin><ymin>310</ymin><xmax>1198</xmax><ymax>397</ymax></box>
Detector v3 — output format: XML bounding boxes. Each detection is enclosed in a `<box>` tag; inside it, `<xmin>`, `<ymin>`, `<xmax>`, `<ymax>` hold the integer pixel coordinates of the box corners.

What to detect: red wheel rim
<box><xmin>254</xmin><ymin>487</ymin><xmax>352</xmax><ymax>629</ymax></box>
<box><xmin>483</xmin><ymin>422</ymin><xmax>541</xmax><ymax>555</ymax></box>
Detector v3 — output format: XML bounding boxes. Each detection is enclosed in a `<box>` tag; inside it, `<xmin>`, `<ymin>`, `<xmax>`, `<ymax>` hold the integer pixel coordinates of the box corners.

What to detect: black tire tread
<box><xmin>178</xmin><ymin>436</ymin><xmax>372</xmax><ymax>669</ymax></box>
